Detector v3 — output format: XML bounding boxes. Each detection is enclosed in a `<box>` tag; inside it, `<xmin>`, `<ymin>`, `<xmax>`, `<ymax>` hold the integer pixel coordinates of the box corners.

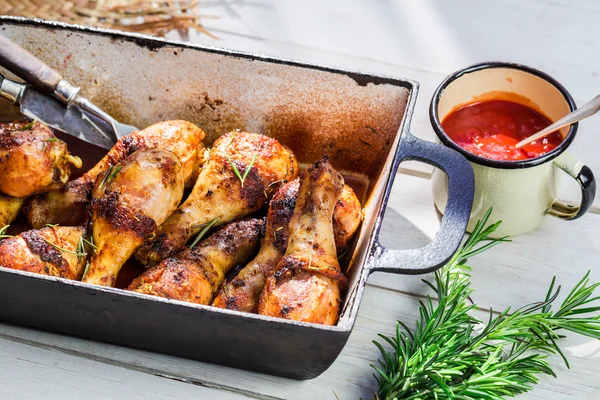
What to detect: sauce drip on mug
<box><xmin>442</xmin><ymin>100</ymin><xmax>563</xmax><ymax>161</ymax></box>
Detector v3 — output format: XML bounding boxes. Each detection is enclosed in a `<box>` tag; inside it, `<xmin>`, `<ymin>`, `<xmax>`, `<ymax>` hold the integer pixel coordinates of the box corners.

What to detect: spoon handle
<box><xmin>515</xmin><ymin>94</ymin><xmax>600</xmax><ymax>148</ymax></box>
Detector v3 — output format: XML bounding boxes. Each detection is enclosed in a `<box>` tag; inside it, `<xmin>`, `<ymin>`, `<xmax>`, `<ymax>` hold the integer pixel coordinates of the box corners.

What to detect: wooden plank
<box><xmin>372</xmin><ymin>173</ymin><xmax>600</xmax><ymax>311</ymax></box>
<box><xmin>0</xmin><ymin>336</ymin><xmax>249</xmax><ymax>400</ymax></box>
<box><xmin>175</xmin><ymin>0</ymin><xmax>600</xmax><ymax>205</ymax></box>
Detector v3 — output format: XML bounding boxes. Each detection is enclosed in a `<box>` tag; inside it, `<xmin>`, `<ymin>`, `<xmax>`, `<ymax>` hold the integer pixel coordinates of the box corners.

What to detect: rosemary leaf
<box><xmin>188</xmin><ymin>216</ymin><xmax>220</xmax><ymax>249</ymax></box>
<box><xmin>226</xmin><ymin>157</ymin><xmax>244</xmax><ymax>185</ymax></box>
<box><xmin>241</xmin><ymin>153</ymin><xmax>259</xmax><ymax>185</ymax></box>
<box><xmin>44</xmin><ymin>238</ymin><xmax>87</xmax><ymax>257</ymax></box>
<box><xmin>226</xmin><ymin>154</ymin><xmax>258</xmax><ymax>188</ymax></box>
<box><xmin>273</xmin><ymin>226</ymin><xmax>283</xmax><ymax>241</ymax></box>
<box><xmin>108</xmin><ymin>165</ymin><xmax>122</xmax><ymax>182</ymax></box>
<box><xmin>0</xmin><ymin>225</ymin><xmax>13</xmax><ymax>239</ymax></box>
<box><xmin>82</xmin><ymin>236</ymin><xmax>97</xmax><ymax>251</ymax></box>
<box><xmin>82</xmin><ymin>261</ymin><xmax>91</xmax><ymax>278</ymax></box>
<box><xmin>98</xmin><ymin>165</ymin><xmax>122</xmax><ymax>191</ymax></box>
<box><xmin>98</xmin><ymin>166</ymin><xmax>114</xmax><ymax>191</ymax></box>
<box><xmin>18</xmin><ymin>120</ymin><xmax>36</xmax><ymax>130</ymax></box>
<box><xmin>227</xmin><ymin>131</ymin><xmax>236</xmax><ymax>147</ymax></box>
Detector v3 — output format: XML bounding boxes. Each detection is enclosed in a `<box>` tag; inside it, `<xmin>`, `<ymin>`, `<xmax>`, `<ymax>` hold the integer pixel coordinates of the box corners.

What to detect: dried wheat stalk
<box><xmin>0</xmin><ymin>0</ymin><xmax>215</xmax><ymax>37</ymax></box>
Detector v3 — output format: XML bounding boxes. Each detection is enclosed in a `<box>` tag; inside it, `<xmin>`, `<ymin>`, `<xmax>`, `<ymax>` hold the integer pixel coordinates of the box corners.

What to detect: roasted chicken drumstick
<box><xmin>258</xmin><ymin>160</ymin><xmax>347</xmax><ymax>325</ymax></box>
<box><xmin>82</xmin><ymin>148</ymin><xmax>185</xmax><ymax>287</ymax></box>
<box><xmin>25</xmin><ymin>120</ymin><xmax>205</xmax><ymax>228</ymax></box>
<box><xmin>128</xmin><ymin>218</ymin><xmax>264</xmax><ymax>305</ymax></box>
<box><xmin>0</xmin><ymin>120</ymin><xmax>81</xmax><ymax>198</ymax></box>
<box><xmin>212</xmin><ymin>177</ymin><xmax>361</xmax><ymax>312</ymax></box>
<box><xmin>0</xmin><ymin>226</ymin><xmax>86</xmax><ymax>280</ymax></box>
<box><xmin>136</xmin><ymin>131</ymin><xmax>297</xmax><ymax>266</ymax></box>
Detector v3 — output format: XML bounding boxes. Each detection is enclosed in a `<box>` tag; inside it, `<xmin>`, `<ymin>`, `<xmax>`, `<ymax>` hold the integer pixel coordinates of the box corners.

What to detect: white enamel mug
<box><xmin>430</xmin><ymin>62</ymin><xmax>596</xmax><ymax>237</ymax></box>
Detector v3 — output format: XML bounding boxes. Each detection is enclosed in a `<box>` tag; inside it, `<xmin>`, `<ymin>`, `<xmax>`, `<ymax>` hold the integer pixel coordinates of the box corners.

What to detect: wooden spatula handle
<box><xmin>0</xmin><ymin>34</ymin><xmax>62</xmax><ymax>95</ymax></box>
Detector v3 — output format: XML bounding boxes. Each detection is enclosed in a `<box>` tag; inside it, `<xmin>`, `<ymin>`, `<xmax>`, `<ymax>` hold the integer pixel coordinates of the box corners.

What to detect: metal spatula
<box><xmin>0</xmin><ymin>34</ymin><xmax>137</xmax><ymax>148</ymax></box>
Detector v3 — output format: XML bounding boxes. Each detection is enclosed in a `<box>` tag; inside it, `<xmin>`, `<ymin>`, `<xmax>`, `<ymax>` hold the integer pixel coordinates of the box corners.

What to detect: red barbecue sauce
<box><xmin>441</xmin><ymin>100</ymin><xmax>563</xmax><ymax>161</ymax></box>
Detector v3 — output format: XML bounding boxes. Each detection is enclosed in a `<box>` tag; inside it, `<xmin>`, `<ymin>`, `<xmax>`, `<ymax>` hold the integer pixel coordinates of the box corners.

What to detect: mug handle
<box><xmin>369</xmin><ymin>133</ymin><xmax>474</xmax><ymax>275</ymax></box>
<box><xmin>548</xmin><ymin>152</ymin><xmax>596</xmax><ymax>220</ymax></box>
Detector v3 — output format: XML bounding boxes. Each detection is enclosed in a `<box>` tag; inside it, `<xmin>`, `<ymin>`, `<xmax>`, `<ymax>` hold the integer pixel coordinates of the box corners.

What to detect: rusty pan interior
<box><xmin>0</xmin><ymin>18</ymin><xmax>416</xmax><ymax>330</ymax></box>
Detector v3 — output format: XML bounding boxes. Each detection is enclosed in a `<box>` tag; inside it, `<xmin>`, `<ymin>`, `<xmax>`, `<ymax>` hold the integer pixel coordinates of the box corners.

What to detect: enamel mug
<box><xmin>430</xmin><ymin>62</ymin><xmax>596</xmax><ymax>237</ymax></box>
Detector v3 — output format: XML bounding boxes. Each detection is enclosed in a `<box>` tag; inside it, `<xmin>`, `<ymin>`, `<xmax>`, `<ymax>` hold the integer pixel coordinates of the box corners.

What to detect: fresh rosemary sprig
<box><xmin>372</xmin><ymin>208</ymin><xmax>600</xmax><ymax>400</ymax></box>
<box><xmin>188</xmin><ymin>216</ymin><xmax>221</xmax><ymax>249</ymax></box>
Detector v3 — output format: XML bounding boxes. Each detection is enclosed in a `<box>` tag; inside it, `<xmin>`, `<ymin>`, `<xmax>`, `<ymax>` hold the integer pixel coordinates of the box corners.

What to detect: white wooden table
<box><xmin>1</xmin><ymin>1</ymin><xmax>599</xmax><ymax>399</ymax></box>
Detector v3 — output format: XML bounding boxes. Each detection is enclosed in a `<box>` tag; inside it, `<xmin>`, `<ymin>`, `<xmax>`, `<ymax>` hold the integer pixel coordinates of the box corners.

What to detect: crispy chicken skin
<box><xmin>333</xmin><ymin>185</ymin><xmax>363</xmax><ymax>251</ymax></box>
<box><xmin>25</xmin><ymin>120</ymin><xmax>205</xmax><ymax>228</ymax></box>
<box><xmin>128</xmin><ymin>218</ymin><xmax>264</xmax><ymax>305</ymax></box>
<box><xmin>136</xmin><ymin>131</ymin><xmax>298</xmax><ymax>266</ymax></box>
<box><xmin>212</xmin><ymin>178</ymin><xmax>361</xmax><ymax>312</ymax></box>
<box><xmin>0</xmin><ymin>120</ymin><xmax>82</xmax><ymax>198</ymax></box>
<box><xmin>82</xmin><ymin>148</ymin><xmax>185</xmax><ymax>287</ymax></box>
<box><xmin>0</xmin><ymin>226</ymin><xmax>86</xmax><ymax>280</ymax></box>
<box><xmin>0</xmin><ymin>194</ymin><xmax>24</xmax><ymax>227</ymax></box>
<box><xmin>258</xmin><ymin>160</ymin><xmax>347</xmax><ymax>325</ymax></box>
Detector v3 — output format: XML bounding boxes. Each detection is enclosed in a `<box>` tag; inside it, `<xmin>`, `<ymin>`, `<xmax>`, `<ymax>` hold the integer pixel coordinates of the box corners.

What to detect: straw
<box><xmin>0</xmin><ymin>0</ymin><xmax>216</xmax><ymax>37</ymax></box>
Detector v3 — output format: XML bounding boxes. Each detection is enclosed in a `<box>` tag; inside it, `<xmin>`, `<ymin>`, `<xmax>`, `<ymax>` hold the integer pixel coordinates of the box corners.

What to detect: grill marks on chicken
<box><xmin>82</xmin><ymin>148</ymin><xmax>185</xmax><ymax>287</ymax></box>
<box><xmin>258</xmin><ymin>160</ymin><xmax>347</xmax><ymax>326</ymax></box>
<box><xmin>0</xmin><ymin>226</ymin><xmax>86</xmax><ymax>280</ymax></box>
<box><xmin>135</xmin><ymin>131</ymin><xmax>298</xmax><ymax>266</ymax></box>
<box><xmin>212</xmin><ymin>178</ymin><xmax>362</xmax><ymax>313</ymax></box>
<box><xmin>25</xmin><ymin>120</ymin><xmax>205</xmax><ymax>228</ymax></box>
<box><xmin>0</xmin><ymin>121</ymin><xmax>82</xmax><ymax>198</ymax></box>
<box><xmin>128</xmin><ymin>218</ymin><xmax>264</xmax><ymax>305</ymax></box>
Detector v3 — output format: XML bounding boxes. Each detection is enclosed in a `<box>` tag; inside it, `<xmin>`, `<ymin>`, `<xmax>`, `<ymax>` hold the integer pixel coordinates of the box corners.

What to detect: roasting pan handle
<box><xmin>369</xmin><ymin>133</ymin><xmax>474</xmax><ymax>275</ymax></box>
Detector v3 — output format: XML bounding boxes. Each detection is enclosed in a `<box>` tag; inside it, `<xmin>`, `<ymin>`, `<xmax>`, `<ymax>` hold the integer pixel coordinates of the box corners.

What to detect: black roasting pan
<box><xmin>0</xmin><ymin>17</ymin><xmax>474</xmax><ymax>380</ymax></box>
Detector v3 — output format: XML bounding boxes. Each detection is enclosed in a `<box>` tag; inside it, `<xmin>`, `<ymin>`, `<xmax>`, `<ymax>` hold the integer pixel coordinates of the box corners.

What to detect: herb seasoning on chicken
<box><xmin>258</xmin><ymin>159</ymin><xmax>348</xmax><ymax>325</ymax></box>
<box><xmin>82</xmin><ymin>148</ymin><xmax>185</xmax><ymax>287</ymax></box>
<box><xmin>212</xmin><ymin>177</ymin><xmax>361</xmax><ymax>313</ymax></box>
<box><xmin>128</xmin><ymin>218</ymin><xmax>264</xmax><ymax>304</ymax></box>
<box><xmin>136</xmin><ymin>131</ymin><xmax>298</xmax><ymax>266</ymax></box>
<box><xmin>0</xmin><ymin>225</ymin><xmax>87</xmax><ymax>280</ymax></box>
<box><xmin>25</xmin><ymin>120</ymin><xmax>205</xmax><ymax>228</ymax></box>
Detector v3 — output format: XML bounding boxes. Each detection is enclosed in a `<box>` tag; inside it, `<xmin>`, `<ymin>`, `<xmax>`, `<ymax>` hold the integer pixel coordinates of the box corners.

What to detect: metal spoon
<box><xmin>515</xmin><ymin>94</ymin><xmax>600</xmax><ymax>148</ymax></box>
